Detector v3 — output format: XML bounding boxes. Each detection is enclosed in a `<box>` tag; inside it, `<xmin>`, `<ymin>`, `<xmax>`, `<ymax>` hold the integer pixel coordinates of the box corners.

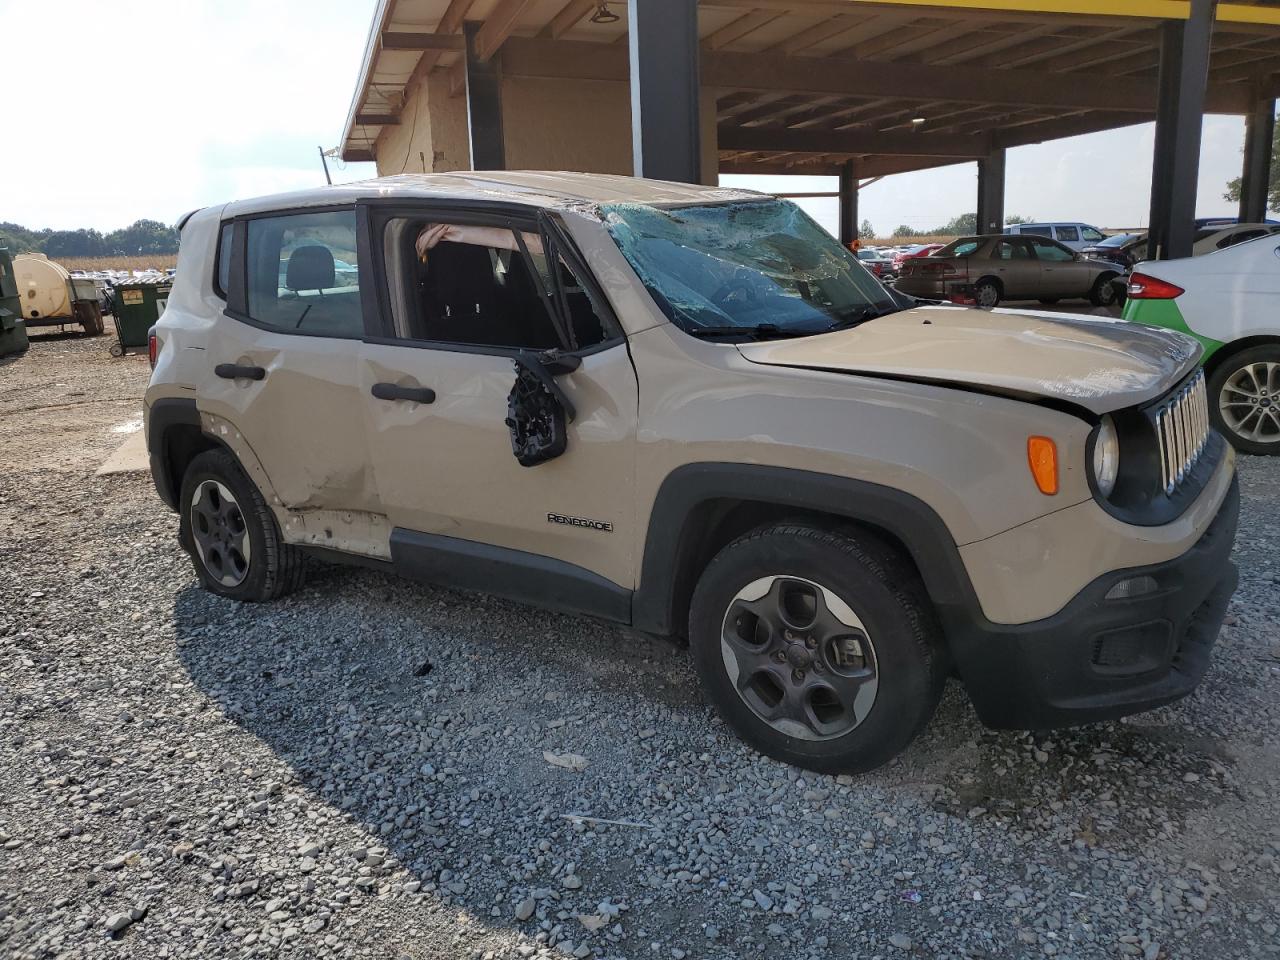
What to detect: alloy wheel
<box><xmin>720</xmin><ymin>575</ymin><xmax>879</xmax><ymax>741</ymax></box>
<box><xmin>975</xmin><ymin>283</ymin><xmax>999</xmax><ymax>308</ymax></box>
<box><xmin>1219</xmin><ymin>361</ymin><xmax>1280</xmax><ymax>446</ymax></box>
<box><xmin>189</xmin><ymin>479</ymin><xmax>252</xmax><ymax>587</ymax></box>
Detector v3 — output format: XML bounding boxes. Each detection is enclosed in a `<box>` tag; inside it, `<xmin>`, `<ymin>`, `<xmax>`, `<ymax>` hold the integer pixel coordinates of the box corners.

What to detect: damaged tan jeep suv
<box><xmin>147</xmin><ymin>173</ymin><xmax>1239</xmax><ymax>773</ymax></box>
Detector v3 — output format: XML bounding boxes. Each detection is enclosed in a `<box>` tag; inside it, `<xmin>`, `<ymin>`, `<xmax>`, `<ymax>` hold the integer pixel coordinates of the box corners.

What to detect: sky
<box><xmin>0</xmin><ymin>0</ymin><xmax>1254</xmax><ymax>236</ymax></box>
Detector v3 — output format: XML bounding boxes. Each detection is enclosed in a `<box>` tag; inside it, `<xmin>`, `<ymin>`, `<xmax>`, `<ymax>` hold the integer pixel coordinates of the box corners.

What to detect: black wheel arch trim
<box><xmin>147</xmin><ymin>397</ymin><xmax>203</xmax><ymax>511</ymax></box>
<box><xmin>632</xmin><ymin>462</ymin><xmax>980</xmax><ymax>637</ymax></box>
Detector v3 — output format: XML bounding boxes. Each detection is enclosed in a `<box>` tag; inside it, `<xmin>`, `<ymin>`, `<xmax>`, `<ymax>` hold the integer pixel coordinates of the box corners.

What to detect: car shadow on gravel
<box><xmin>164</xmin><ymin>553</ymin><xmax>1264</xmax><ymax>957</ymax></box>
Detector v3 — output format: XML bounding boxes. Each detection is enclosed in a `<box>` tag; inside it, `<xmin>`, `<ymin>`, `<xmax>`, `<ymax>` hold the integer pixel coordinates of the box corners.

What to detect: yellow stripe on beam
<box><xmin>843</xmin><ymin>0</ymin><xmax>1191</xmax><ymax>19</ymax></box>
<box><xmin>844</xmin><ymin>1</ymin><xmax>1280</xmax><ymax>25</ymax></box>
<box><xmin>1218</xmin><ymin>3</ymin><xmax>1280</xmax><ymax>25</ymax></box>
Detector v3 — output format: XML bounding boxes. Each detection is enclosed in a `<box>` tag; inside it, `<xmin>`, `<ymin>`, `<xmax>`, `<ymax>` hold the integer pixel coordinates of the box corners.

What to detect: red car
<box><xmin>891</xmin><ymin>243</ymin><xmax>944</xmax><ymax>272</ymax></box>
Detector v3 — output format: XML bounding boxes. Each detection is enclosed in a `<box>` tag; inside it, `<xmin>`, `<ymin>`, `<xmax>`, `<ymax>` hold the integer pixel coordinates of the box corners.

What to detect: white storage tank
<box><xmin>15</xmin><ymin>253</ymin><xmax>74</xmax><ymax>320</ymax></box>
<box><xmin>12</xmin><ymin>253</ymin><xmax>105</xmax><ymax>335</ymax></box>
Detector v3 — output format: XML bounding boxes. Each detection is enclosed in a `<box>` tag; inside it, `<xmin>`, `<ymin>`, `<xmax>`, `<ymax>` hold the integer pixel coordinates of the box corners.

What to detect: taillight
<box><xmin>921</xmin><ymin>262</ymin><xmax>959</xmax><ymax>276</ymax></box>
<box><xmin>148</xmin><ymin>333</ymin><xmax>158</xmax><ymax>368</ymax></box>
<box><xmin>1126</xmin><ymin>272</ymin><xmax>1184</xmax><ymax>300</ymax></box>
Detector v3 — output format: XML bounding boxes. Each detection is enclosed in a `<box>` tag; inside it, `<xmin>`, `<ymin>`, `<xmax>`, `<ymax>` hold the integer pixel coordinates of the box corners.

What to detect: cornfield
<box><xmin>56</xmin><ymin>255</ymin><xmax>177</xmax><ymax>273</ymax></box>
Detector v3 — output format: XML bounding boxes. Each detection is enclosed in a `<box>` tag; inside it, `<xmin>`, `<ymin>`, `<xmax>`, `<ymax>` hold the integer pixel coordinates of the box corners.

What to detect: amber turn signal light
<box><xmin>1027</xmin><ymin>436</ymin><xmax>1058</xmax><ymax>495</ymax></box>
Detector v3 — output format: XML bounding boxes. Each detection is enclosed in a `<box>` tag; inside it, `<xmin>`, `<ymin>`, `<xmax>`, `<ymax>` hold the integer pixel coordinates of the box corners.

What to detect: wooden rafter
<box><xmin>541</xmin><ymin>0</ymin><xmax>597</xmax><ymax>38</ymax></box>
<box><xmin>474</xmin><ymin>0</ymin><xmax>538</xmax><ymax>61</ymax></box>
<box><xmin>707</xmin><ymin>9</ymin><xmax>787</xmax><ymax>49</ymax></box>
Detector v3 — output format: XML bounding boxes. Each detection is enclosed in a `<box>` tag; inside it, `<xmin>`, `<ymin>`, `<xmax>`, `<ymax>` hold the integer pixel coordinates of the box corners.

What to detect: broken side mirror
<box><xmin>505</xmin><ymin>350</ymin><xmax>577</xmax><ymax>467</ymax></box>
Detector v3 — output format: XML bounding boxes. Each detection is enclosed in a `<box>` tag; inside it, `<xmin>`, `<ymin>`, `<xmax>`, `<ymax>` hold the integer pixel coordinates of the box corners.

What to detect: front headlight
<box><xmin>1092</xmin><ymin>415</ymin><xmax>1120</xmax><ymax>497</ymax></box>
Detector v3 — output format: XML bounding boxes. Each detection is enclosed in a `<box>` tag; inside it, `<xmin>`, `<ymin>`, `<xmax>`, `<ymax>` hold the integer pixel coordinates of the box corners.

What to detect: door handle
<box><xmin>372</xmin><ymin>382</ymin><xmax>436</xmax><ymax>404</ymax></box>
<box><xmin>215</xmin><ymin>363</ymin><xmax>266</xmax><ymax>381</ymax></box>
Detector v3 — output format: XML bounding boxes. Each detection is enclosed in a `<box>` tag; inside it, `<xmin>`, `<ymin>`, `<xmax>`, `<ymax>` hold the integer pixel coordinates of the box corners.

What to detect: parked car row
<box><xmin>1081</xmin><ymin>223</ymin><xmax>1280</xmax><ymax>270</ymax></box>
<box><xmin>893</xmin><ymin>233</ymin><xmax>1122</xmax><ymax>308</ymax></box>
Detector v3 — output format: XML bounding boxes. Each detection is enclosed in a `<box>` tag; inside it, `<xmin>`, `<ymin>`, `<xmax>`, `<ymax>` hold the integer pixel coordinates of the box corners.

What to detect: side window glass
<box><xmin>1081</xmin><ymin>227</ymin><xmax>1104</xmax><ymax>242</ymax></box>
<box><xmin>215</xmin><ymin>223</ymin><xmax>234</xmax><ymax>299</ymax></box>
<box><xmin>997</xmin><ymin>240</ymin><xmax>1029</xmax><ymax>260</ymax></box>
<box><xmin>385</xmin><ymin>219</ymin><xmax>610</xmax><ymax>351</ymax></box>
<box><xmin>1223</xmin><ymin>230</ymin><xmax>1265</xmax><ymax>248</ymax></box>
<box><xmin>1031</xmin><ymin>239</ymin><xmax>1074</xmax><ymax>262</ymax></box>
<box><xmin>527</xmin><ymin>242</ymin><xmax>611</xmax><ymax>350</ymax></box>
<box><xmin>245</xmin><ymin>210</ymin><xmax>362</xmax><ymax>337</ymax></box>
<box><xmin>1056</xmin><ymin>226</ymin><xmax>1080</xmax><ymax>242</ymax></box>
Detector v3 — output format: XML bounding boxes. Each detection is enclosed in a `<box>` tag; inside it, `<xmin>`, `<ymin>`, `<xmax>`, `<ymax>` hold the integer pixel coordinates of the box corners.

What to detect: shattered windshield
<box><xmin>602</xmin><ymin>199</ymin><xmax>897</xmax><ymax>339</ymax></box>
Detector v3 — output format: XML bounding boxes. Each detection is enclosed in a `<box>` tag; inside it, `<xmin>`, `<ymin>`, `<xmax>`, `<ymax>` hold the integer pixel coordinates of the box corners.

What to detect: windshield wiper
<box><xmin>686</xmin><ymin>323</ymin><xmax>792</xmax><ymax>340</ymax></box>
<box><xmin>826</xmin><ymin>304</ymin><xmax>902</xmax><ymax>332</ymax></box>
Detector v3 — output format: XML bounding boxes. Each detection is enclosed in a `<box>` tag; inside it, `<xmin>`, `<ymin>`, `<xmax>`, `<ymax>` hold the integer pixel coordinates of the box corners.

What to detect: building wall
<box><xmin>375</xmin><ymin>73</ymin><xmax>470</xmax><ymax>175</ymax></box>
<box><xmin>376</xmin><ymin>72</ymin><xmax>718</xmax><ymax>184</ymax></box>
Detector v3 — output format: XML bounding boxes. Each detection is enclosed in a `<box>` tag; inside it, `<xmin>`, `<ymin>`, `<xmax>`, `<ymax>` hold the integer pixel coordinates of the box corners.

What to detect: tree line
<box><xmin>859</xmin><ymin>213</ymin><xmax>1034</xmax><ymax>240</ymax></box>
<box><xmin>0</xmin><ymin>219</ymin><xmax>179</xmax><ymax>257</ymax></box>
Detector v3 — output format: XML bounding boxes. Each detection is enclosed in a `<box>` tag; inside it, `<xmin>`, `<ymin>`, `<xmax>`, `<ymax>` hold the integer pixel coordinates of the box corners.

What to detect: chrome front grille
<box><xmin>1154</xmin><ymin>370</ymin><xmax>1209</xmax><ymax>495</ymax></box>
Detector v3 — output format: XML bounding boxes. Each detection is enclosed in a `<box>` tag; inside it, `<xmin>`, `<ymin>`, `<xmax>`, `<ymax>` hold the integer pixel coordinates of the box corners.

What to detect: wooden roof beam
<box><xmin>718</xmin><ymin>124</ymin><xmax>993</xmax><ymax>157</ymax></box>
<box><xmin>541</xmin><ymin>0</ymin><xmax>597</xmax><ymax>38</ymax></box>
<box><xmin>707</xmin><ymin>9</ymin><xmax>787</xmax><ymax>49</ymax></box>
<box><xmin>763</xmin><ymin>14</ymin><xmax>864</xmax><ymax>55</ymax></box>
<box><xmin>381</xmin><ymin>32</ymin><xmax>465</xmax><ymax>51</ymax></box>
<box><xmin>494</xmin><ymin>37</ymin><xmax>1255</xmax><ymax>113</ymax></box>
<box><xmin>474</xmin><ymin>0</ymin><xmax>538</xmax><ymax>62</ymax></box>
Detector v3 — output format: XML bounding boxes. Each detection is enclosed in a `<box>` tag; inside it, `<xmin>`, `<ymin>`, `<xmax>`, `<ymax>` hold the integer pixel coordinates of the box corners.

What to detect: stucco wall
<box><xmin>375</xmin><ymin>74</ymin><xmax>470</xmax><ymax>175</ymax></box>
<box><xmin>376</xmin><ymin>71</ymin><xmax>718</xmax><ymax>184</ymax></box>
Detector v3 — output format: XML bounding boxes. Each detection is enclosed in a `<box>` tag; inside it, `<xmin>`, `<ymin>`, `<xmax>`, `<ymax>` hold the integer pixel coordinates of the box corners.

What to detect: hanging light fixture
<box><xmin>589</xmin><ymin>2</ymin><xmax>619</xmax><ymax>24</ymax></box>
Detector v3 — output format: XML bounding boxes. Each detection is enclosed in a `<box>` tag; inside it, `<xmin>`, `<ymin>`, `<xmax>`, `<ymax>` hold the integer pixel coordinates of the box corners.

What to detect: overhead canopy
<box><xmin>340</xmin><ymin>0</ymin><xmax>1280</xmax><ymax>178</ymax></box>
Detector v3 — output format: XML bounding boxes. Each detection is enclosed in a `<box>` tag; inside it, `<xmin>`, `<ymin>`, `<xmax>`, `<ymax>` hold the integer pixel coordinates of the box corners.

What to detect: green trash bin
<box><xmin>0</xmin><ymin>244</ymin><xmax>28</xmax><ymax>358</ymax></box>
<box><xmin>111</xmin><ymin>277</ymin><xmax>172</xmax><ymax>356</ymax></box>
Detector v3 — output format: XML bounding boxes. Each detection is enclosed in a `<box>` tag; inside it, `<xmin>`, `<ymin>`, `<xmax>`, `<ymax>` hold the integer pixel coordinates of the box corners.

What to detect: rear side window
<box><xmin>245</xmin><ymin>209</ymin><xmax>362</xmax><ymax>337</ymax></box>
<box><xmin>935</xmin><ymin>238</ymin><xmax>982</xmax><ymax>258</ymax></box>
<box><xmin>1056</xmin><ymin>226</ymin><xmax>1080</xmax><ymax>242</ymax></box>
<box><xmin>214</xmin><ymin>224</ymin><xmax>233</xmax><ymax>299</ymax></box>
<box><xmin>1030</xmin><ymin>238</ymin><xmax>1075</xmax><ymax>262</ymax></box>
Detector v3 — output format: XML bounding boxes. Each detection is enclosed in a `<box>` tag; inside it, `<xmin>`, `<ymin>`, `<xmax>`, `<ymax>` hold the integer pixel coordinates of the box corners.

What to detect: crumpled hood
<box><xmin>735</xmin><ymin>304</ymin><xmax>1200</xmax><ymax>415</ymax></box>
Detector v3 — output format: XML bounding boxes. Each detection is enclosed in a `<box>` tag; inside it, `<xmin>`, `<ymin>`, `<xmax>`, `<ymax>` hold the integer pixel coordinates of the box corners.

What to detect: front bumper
<box><xmin>950</xmin><ymin>476</ymin><xmax>1239</xmax><ymax>729</ymax></box>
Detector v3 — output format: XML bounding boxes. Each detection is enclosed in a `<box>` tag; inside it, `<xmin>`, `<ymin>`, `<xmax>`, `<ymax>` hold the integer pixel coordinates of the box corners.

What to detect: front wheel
<box><xmin>688</xmin><ymin>524</ymin><xmax>946</xmax><ymax>774</ymax></box>
<box><xmin>179</xmin><ymin>449</ymin><xmax>306</xmax><ymax>601</ymax></box>
<box><xmin>1208</xmin><ymin>346</ymin><xmax>1280</xmax><ymax>455</ymax></box>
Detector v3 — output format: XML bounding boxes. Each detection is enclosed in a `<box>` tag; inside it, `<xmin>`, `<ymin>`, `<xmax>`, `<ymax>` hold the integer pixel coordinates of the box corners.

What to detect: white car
<box><xmin>1192</xmin><ymin>222</ymin><xmax>1280</xmax><ymax>257</ymax></box>
<box><xmin>1123</xmin><ymin>233</ymin><xmax>1280</xmax><ymax>454</ymax></box>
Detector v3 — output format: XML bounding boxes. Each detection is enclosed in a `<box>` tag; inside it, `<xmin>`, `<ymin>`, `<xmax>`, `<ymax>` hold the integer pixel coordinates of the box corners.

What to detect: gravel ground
<box><xmin>2</xmin><ymin>329</ymin><xmax>1279</xmax><ymax>960</ymax></box>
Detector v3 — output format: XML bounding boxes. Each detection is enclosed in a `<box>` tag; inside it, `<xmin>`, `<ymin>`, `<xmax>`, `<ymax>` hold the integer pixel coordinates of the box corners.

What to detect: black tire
<box><xmin>688</xmin><ymin>524</ymin><xmax>946</xmax><ymax>774</ymax></box>
<box><xmin>973</xmin><ymin>278</ymin><xmax>1001</xmax><ymax>308</ymax></box>
<box><xmin>1207</xmin><ymin>345</ymin><xmax>1280</xmax><ymax>456</ymax></box>
<box><xmin>1089</xmin><ymin>273</ymin><xmax>1119</xmax><ymax>307</ymax></box>
<box><xmin>178</xmin><ymin>449</ymin><xmax>306</xmax><ymax>601</ymax></box>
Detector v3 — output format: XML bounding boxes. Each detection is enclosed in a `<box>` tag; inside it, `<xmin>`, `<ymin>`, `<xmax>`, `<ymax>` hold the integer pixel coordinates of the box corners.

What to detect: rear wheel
<box><xmin>973</xmin><ymin>278</ymin><xmax>1001</xmax><ymax>308</ymax></box>
<box><xmin>688</xmin><ymin>524</ymin><xmax>946</xmax><ymax>774</ymax></box>
<box><xmin>1090</xmin><ymin>273</ymin><xmax>1119</xmax><ymax>307</ymax></box>
<box><xmin>179</xmin><ymin>449</ymin><xmax>306</xmax><ymax>600</ymax></box>
<box><xmin>1208</xmin><ymin>345</ymin><xmax>1280</xmax><ymax>455</ymax></box>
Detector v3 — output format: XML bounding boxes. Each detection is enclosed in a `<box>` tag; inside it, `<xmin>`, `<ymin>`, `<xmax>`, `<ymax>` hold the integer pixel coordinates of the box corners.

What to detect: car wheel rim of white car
<box><xmin>720</xmin><ymin>575</ymin><xmax>879</xmax><ymax>741</ymax></box>
<box><xmin>1219</xmin><ymin>362</ymin><xmax>1280</xmax><ymax>445</ymax></box>
<box><xmin>190</xmin><ymin>479</ymin><xmax>252</xmax><ymax>587</ymax></box>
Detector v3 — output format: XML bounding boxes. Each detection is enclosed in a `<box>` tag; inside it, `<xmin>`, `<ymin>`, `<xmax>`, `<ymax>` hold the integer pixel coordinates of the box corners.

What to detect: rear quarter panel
<box><xmin>1160</xmin><ymin>240</ymin><xmax>1280</xmax><ymax>347</ymax></box>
